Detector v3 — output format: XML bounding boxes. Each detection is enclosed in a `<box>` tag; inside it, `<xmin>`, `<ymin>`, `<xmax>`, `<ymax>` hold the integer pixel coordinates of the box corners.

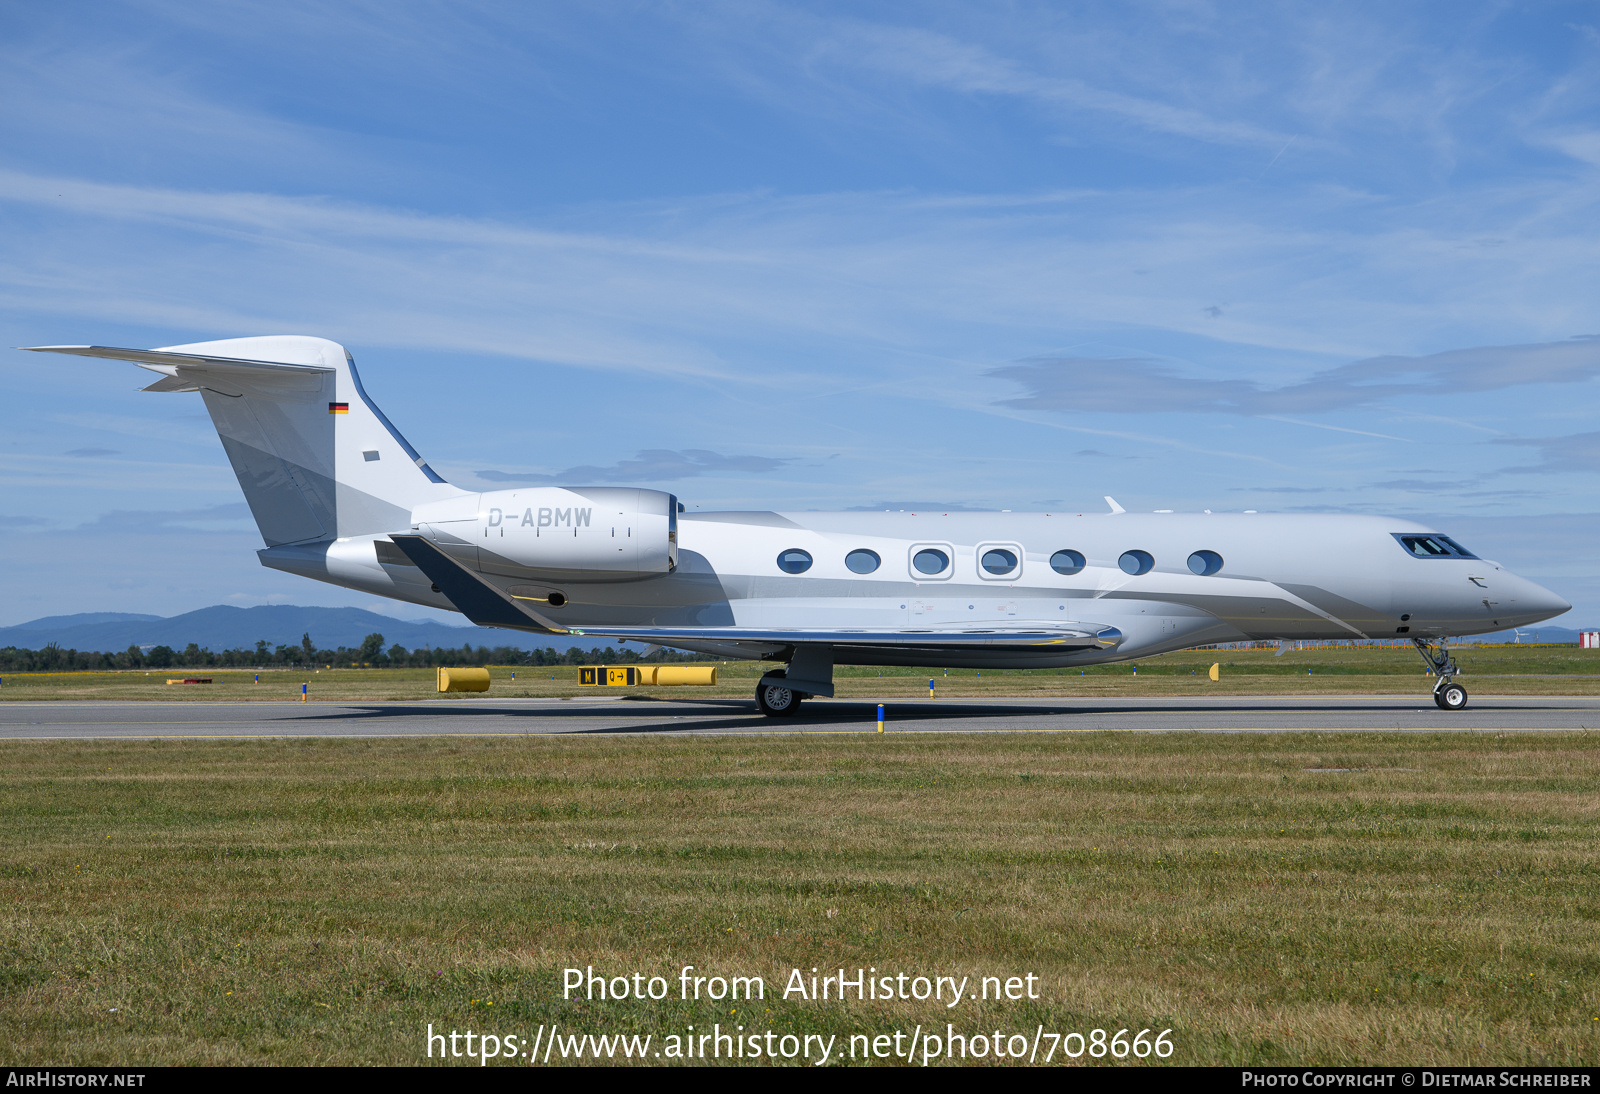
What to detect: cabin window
<box><xmin>845</xmin><ymin>549</ymin><xmax>881</xmax><ymax>574</ymax></box>
<box><xmin>1187</xmin><ymin>550</ymin><xmax>1224</xmax><ymax>576</ymax></box>
<box><xmin>777</xmin><ymin>548</ymin><xmax>813</xmax><ymax>574</ymax></box>
<box><xmin>1050</xmin><ymin>549</ymin><xmax>1086</xmax><ymax>575</ymax></box>
<box><xmin>980</xmin><ymin>548</ymin><xmax>1018</xmax><ymax>575</ymax></box>
<box><xmin>1118</xmin><ymin>550</ymin><xmax>1154</xmax><ymax>575</ymax></box>
<box><xmin>1392</xmin><ymin>534</ymin><xmax>1478</xmax><ymax>559</ymax></box>
<box><xmin>912</xmin><ymin>548</ymin><xmax>950</xmax><ymax>575</ymax></box>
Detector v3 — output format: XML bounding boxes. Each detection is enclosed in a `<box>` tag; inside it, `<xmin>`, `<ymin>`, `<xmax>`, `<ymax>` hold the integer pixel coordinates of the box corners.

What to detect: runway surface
<box><xmin>1</xmin><ymin>694</ymin><xmax>1597</xmax><ymax>739</ymax></box>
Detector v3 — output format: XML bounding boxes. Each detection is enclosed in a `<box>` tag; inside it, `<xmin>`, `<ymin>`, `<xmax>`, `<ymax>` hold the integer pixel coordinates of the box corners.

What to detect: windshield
<box><xmin>1392</xmin><ymin>533</ymin><xmax>1478</xmax><ymax>560</ymax></box>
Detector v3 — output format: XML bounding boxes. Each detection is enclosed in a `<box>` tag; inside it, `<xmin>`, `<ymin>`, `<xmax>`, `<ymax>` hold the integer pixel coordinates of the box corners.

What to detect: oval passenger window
<box><xmin>1187</xmin><ymin>550</ymin><xmax>1224</xmax><ymax>576</ymax></box>
<box><xmin>1050</xmin><ymin>549</ymin><xmax>1086</xmax><ymax>575</ymax></box>
<box><xmin>845</xmin><ymin>549</ymin><xmax>881</xmax><ymax>574</ymax></box>
<box><xmin>776</xmin><ymin>549</ymin><xmax>813</xmax><ymax>574</ymax></box>
<box><xmin>981</xmin><ymin>548</ymin><xmax>1018</xmax><ymax>575</ymax></box>
<box><xmin>1118</xmin><ymin>550</ymin><xmax>1154</xmax><ymax>576</ymax></box>
<box><xmin>912</xmin><ymin>549</ymin><xmax>950</xmax><ymax>575</ymax></box>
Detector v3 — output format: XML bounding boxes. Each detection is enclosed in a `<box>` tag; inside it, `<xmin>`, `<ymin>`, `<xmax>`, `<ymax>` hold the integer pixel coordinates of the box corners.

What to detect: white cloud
<box><xmin>808</xmin><ymin>21</ymin><xmax>1291</xmax><ymax>148</ymax></box>
<box><xmin>476</xmin><ymin>449</ymin><xmax>791</xmax><ymax>484</ymax></box>
<box><xmin>1536</xmin><ymin>130</ymin><xmax>1600</xmax><ymax>166</ymax></box>
<box><xmin>5</xmin><ymin>164</ymin><xmax>1599</xmax><ymax>384</ymax></box>
<box><xmin>1493</xmin><ymin>431</ymin><xmax>1600</xmax><ymax>475</ymax></box>
<box><xmin>992</xmin><ymin>338</ymin><xmax>1600</xmax><ymax>417</ymax></box>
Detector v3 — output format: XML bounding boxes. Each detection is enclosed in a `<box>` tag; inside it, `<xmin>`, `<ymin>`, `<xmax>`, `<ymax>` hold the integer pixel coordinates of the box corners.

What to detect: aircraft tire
<box><xmin>1435</xmin><ymin>681</ymin><xmax>1468</xmax><ymax>711</ymax></box>
<box><xmin>756</xmin><ymin>675</ymin><xmax>803</xmax><ymax>718</ymax></box>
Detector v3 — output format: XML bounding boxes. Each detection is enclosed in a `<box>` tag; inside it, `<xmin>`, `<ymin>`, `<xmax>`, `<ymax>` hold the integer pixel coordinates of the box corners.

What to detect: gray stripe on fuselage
<box><xmin>1275</xmin><ymin>583</ymin><xmax>1390</xmax><ymax>633</ymax></box>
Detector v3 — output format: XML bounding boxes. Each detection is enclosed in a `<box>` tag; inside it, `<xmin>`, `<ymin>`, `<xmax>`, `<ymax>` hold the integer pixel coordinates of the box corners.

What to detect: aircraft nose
<box><xmin>1513</xmin><ymin>577</ymin><xmax>1571</xmax><ymax>624</ymax></box>
<box><xmin>1533</xmin><ymin>586</ymin><xmax>1571</xmax><ymax>617</ymax></box>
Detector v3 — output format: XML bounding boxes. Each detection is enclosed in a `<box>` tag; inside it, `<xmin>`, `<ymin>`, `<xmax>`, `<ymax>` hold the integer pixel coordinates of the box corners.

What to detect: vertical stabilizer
<box><xmin>26</xmin><ymin>336</ymin><xmax>468</xmax><ymax>544</ymax></box>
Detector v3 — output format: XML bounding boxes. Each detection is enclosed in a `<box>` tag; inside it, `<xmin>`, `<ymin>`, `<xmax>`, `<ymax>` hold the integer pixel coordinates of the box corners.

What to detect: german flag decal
<box><xmin>328</xmin><ymin>402</ymin><xmax>349</xmax><ymax>414</ymax></box>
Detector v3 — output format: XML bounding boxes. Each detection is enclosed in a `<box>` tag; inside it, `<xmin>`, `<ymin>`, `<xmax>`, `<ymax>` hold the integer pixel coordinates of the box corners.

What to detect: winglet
<box><xmin>1104</xmin><ymin>496</ymin><xmax>1125</xmax><ymax>514</ymax></box>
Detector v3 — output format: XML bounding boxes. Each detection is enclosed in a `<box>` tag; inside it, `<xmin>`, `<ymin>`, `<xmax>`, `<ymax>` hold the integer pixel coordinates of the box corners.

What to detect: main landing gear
<box><xmin>755</xmin><ymin>671</ymin><xmax>804</xmax><ymax>717</ymax></box>
<box><xmin>755</xmin><ymin>646</ymin><xmax>835</xmax><ymax>718</ymax></box>
<box><xmin>748</xmin><ymin>665</ymin><xmax>800</xmax><ymax>716</ymax></box>
<box><xmin>1411</xmin><ymin>637</ymin><xmax>1468</xmax><ymax>711</ymax></box>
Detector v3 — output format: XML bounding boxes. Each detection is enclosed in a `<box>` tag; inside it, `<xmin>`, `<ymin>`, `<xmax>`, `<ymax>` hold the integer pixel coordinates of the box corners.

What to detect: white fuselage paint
<box><xmin>266</xmin><ymin>505</ymin><xmax>1570</xmax><ymax>668</ymax></box>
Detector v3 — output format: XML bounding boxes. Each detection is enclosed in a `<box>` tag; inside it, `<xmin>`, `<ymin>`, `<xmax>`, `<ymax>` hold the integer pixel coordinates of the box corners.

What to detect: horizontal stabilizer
<box><xmin>23</xmin><ymin>345</ymin><xmax>334</xmax><ymax>376</ymax></box>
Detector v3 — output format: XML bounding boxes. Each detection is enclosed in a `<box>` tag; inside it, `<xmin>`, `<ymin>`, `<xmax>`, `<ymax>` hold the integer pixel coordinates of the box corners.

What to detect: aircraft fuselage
<box><xmin>264</xmin><ymin>505</ymin><xmax>1568</xmax><ymax>667</ymax></box>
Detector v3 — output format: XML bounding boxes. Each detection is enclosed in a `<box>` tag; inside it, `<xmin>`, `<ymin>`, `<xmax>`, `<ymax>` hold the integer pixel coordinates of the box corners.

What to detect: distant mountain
<box><xmin>4</xmin><ymin>612</ymin><xmax>163</xmax><ymax>632</ymax></box>
<box><xmin>0</xmin><ymin>605</ymin><xmax>592</xmax><ymax>653</ymax></box>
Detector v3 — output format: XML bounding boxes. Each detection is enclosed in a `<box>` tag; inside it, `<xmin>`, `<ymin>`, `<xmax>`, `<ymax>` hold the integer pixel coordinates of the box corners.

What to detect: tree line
<box><xmin>0</xmin><ymin>633</ymin><xmax>719</xmax><ymax>673</ymax></box>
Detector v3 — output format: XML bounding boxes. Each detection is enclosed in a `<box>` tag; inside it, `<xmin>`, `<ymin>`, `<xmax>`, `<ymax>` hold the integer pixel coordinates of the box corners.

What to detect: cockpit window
<box><xmin>1392</xmin><ymin>533</ymin><xmax>1478</xmax><ymax>560</ymax></box>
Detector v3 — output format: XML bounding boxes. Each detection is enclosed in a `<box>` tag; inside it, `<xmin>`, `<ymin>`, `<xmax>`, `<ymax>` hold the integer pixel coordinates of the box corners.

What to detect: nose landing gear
<box><xmin>1435</xmin><ymin>679</ymin><xmax>1468</xmax><ymax>711</ymax></box>
<box><xmin>1412</xmin><ymin>637</ymin><xmax>1468</xmax><ymax>711</ymax></box>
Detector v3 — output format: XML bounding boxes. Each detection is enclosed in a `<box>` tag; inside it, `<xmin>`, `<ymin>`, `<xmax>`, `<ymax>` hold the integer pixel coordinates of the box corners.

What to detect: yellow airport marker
<box><xmin>877</xmin><ymin>704</ymin><xmax>885</xmax><ymax>733</ymax></box>
<box><xmin>1209</xmin><ymin>663</ymin><xmax>1220</xmax><ymax>682</ymax></box>
<box><xmin>438</xmin><ymin>667</ymin><xmax>491</xmax><ymax>692</ymax></box>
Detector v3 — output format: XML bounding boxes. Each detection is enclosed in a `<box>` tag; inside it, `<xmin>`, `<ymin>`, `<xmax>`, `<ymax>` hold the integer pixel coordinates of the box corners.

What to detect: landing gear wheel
<box><xmin>1435</xmin><ymin>681</ymin><xmax>1468</xmax><ymax>711</ymax></box>
<box><xmin>756</xmin><ymin>674</ymin><xmax>803</xmax><ymax>718</ymax></box>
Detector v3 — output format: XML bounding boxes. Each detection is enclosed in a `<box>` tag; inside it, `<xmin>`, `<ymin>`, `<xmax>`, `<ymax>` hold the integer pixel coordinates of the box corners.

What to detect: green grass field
<box><xmin>2</xmin><ymin>644</ymin><xmax>1598</xmax><ymax>702</ymax></box>
<box><xmin>3</xmin><ymin>730</ymin><xmax>1599</xmax><ymax>1066</ymax></box>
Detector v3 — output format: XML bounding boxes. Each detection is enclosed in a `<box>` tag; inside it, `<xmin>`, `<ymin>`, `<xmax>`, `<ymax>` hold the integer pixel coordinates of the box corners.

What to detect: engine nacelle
<box><xmin>411</xmin><ymin>487</ymin><xmax>677</xmax><ymax>579</ymax></box>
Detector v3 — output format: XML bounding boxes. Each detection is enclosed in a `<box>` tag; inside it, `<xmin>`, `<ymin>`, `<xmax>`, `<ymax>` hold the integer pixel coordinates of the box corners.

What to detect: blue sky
<box><xmin>2</xmin><ymin>1</ymin><xmax>1596</xmax><ymax>628</ymax></box>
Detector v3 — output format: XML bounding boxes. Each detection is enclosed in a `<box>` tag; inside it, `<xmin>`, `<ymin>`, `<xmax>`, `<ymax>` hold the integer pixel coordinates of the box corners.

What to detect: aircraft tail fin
<box><xmin>25</xmin><ymin>336</ymin><xmax>468</xmax><ymax>546</ymax></box>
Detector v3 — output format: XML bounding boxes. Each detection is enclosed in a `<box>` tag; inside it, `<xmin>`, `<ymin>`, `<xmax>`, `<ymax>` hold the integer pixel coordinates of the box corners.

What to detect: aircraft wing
<box><xmin>388</xmin><ymin>534</ymin><xmax>571</xmax><ymax>634</ymax></box>
<box><xmin>560</xmin><ymin>625</ymin><xmax>1120</xmax><ymax>651</ymax></box>
<box><xmin>387</xmin><ymin>534</ymin><xmax>1121</xmax><ymax>652</ymax></box>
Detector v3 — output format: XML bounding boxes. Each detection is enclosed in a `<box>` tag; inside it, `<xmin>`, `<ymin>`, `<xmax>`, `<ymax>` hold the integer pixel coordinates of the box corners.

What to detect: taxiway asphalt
<box><xmin>1</xmin><ymin>694</ymin><xmax>1597</xmax><ymax>739</ymax></box>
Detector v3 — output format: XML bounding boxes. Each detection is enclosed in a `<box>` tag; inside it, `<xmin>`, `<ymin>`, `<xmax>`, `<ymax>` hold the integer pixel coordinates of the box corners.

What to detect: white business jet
<box><xmin>27</xmin><ymin>336</ymin><xmax>1571</xmax><ymax>716</ymax></box>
